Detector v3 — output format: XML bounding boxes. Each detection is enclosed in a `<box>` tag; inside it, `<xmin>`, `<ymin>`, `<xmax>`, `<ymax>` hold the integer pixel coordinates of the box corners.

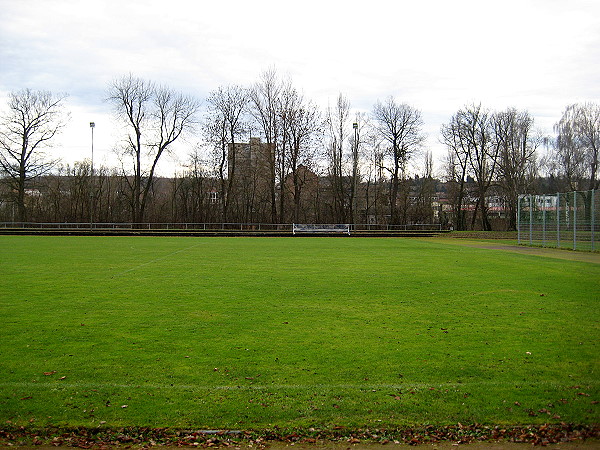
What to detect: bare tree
<box><xmin>277</xmin><ymin>79</ymin><xmax>295</xmax><ymax>222</ymax></box>
<box><xmin>410</xmin><ymin>151</ymin><xmax>436</xmax><ymax>224</ymax></box>
<box><xmin>372</xmin><ymin>97</ymin><xmax>425</xmax><ymax>225</ymax></box>
<box><xmin>170</xmin><ymin>148</ymin><xmax>215</xmax><ymax>224</ymax></box>
<box><xmin>64</xmin><ymin>161</ymin><xmax>92</xmax><ymax>222</ymax></box>
<box><xmin>363</xmin><ymin>134</ymin><xmax>386</xmax><ymax>225</ymax></box>
<box><xmin>0</xmin><ymin>89</ymin><xmax>68</xmax><ymax>221</ymax></box>
<box><xmin>248</xmin><ymin>73</ymin><xmax>322</xmax><ymax>223</ymax></box>
<box><xmin>325</xmin><ymin>93</ymin><xmax>351</xmax><ymax>222</ymax></box>
<box><xmin>442</xmin><ymin>104</ymin><xmax>497</xmax><ymax>230</ymax></box>
<box><xmin>109</xmin><ymin>75</ymin><xmax>152</xmax><ymax>223</ymax></box>
<box><xmin>463</xmin><ymin>104</ymin><xmax>497</xmax><ymax>230</ymax></box>
<box><xmin>281</xmin><ymin>88</ymin><xmax>322</xmax><ymax>223</ymax></box>
<box><xmin>441</xmin><ymin>115</ymin><xmax>470</xmax><ymax>230</ymax></box>
<box><xmin>348</xmin><ymin>112</ymin><xmax>369</xmax><ymax>224</ymax></box>
<box><xmin>551</xmin><ymin>102</ymin><xmax>600</xmax><ymax>222</ymax></box>
<box><xmin>553</xmin><ymin>102</ymin><xmax>600</xmax><ymax>191</ymax></box>
<box><xmin>205</xmin><ymin>84</ymin><xmax>249</xmax><ymax>222</ymax></box>
<box><xmin>249</xmin><ymin>69</ymin><xmax>282</xmax><ymax>223</ymax></box>
<box><xmin>107</xmin><ymin>74</ymin><xmax>200</xmax><ymax>223</ymax></box>
<box><xmin>492</xmin><ymin>108</ymin><xmax>539</xmax><ymax>230</ymax></box>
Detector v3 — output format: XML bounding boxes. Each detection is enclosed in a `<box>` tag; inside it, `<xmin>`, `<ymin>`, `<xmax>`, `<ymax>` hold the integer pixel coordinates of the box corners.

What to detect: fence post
<box><xmin>573</xmin><ymin>191</ymin><xmax>577</xmax><ymax>251</ymax></box>
<box><xmin>542</xmin><ymin>197</ymin><xmax>546</xmax><ymax>247</ymax></box>
<box><xmin>529</xmin><ymin>194</ymin><xmax>533</xmax><ymax>246</ymax></box>
<box><xmin>556</xmin><ymin>192</ymin><xmax>560</xmax><ymax>248</ymax></box>
<box><xmin>592</xmin><ymin>189</ymin><xmax>596</xmax><ymax>252</ymax></box>
<box><xmin>517</xmin><ymin>195</ymin><xmax>521</xmax><ymax>244</ymax></box>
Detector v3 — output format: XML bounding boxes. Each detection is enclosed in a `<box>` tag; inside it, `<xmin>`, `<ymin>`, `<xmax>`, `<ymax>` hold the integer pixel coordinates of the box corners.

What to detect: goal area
<box><xmin>292</xmin><ymin>223</ymin><xmax>351</xmax><ymax>235</ymax></box>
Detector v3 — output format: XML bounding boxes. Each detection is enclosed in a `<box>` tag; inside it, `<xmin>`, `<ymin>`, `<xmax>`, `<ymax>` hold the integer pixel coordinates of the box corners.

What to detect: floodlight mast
<box><xmin>89</xmin><ymin>122</ymin><xmax>95</xmax><ymax>231</ymax></box>
<box><xmin>352</xmin><ymin>122</ymin><xmax>359</xmax><ymax>225</ymax></box>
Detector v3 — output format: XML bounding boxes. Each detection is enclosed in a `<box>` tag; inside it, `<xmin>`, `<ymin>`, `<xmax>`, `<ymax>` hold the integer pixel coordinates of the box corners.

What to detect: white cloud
<box><xmin>1</xmin><ymin>0</ymin><xmax>599</xmax><ymax>174</ymax></box>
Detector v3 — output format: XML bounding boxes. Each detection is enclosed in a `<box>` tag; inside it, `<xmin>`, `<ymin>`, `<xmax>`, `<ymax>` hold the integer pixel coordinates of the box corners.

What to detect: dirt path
<box><xmin>428</xmin><ymin>238</ymin><xmax>600</xmax><ymax>265</ymax></box>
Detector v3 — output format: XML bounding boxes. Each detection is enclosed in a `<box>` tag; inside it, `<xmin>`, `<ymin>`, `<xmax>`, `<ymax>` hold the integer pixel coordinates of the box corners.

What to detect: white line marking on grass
<box><xmin>0</xmin><ymin>381</ymin><xmax>571</xmax><ymax>391</ymax></box>
<box><xmin>111</xmin><ymin>242</ymin><xmax>204</xmax><ymax>278</ymax></box>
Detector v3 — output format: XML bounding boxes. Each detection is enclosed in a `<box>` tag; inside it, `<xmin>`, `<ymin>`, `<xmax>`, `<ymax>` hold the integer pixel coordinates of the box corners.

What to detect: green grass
<box><xmin>0</xmin><ymin>236</ymin><xmax>598</xmax><ymax>430</ymax></box>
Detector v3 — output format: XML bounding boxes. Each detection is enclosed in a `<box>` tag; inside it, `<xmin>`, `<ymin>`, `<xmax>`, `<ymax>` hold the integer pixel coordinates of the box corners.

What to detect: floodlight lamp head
<box><xmin>90</xmin><ymin>122</ymin><xmax>95</xmax><ymax>128</ymax></box>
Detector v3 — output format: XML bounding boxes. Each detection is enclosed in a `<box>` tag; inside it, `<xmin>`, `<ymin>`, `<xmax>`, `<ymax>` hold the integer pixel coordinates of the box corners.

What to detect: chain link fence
<box><xmin>518</xmin><ymin>190</ymin><xmax>598</xmax><ymax>251</ymax></box>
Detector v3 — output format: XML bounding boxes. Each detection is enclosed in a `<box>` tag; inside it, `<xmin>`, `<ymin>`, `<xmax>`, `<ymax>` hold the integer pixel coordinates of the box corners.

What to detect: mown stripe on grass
<box><xmin>110</xmin><ymin>241</ymin><xmax>205</xmax><ymax>278</ymax></box>
<box><xmin>0</xmin><ymin>381</ymin><xmax>583</xmax><ymax>390</ymax></box>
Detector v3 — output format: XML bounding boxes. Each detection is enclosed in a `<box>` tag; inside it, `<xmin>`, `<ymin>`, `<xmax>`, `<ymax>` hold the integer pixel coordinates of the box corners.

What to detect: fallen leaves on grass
<box><xmin>1</xmin><ymin>424</ymin><xmax>599</xmax><ymax>448</ymax></box>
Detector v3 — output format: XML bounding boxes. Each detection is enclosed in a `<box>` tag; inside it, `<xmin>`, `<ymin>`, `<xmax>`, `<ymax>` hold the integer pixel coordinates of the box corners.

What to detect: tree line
<box><xmin>1</xmin><ymin>70</ymin><xmax>598</xmax><ymax>229</ymax></box>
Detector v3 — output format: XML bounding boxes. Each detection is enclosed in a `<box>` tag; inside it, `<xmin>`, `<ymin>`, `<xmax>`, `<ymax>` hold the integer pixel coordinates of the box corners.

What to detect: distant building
<box><xmin>226</xmin><ymin>138</ymin><xmax>275</xmax><ymax>222</ymax></box>
<box><xmin>228</xmin><ymin>137</ymin><xmax>274</xmax><ymax>183</ymax></box>
<box><xmin>283</xmin><ymin>164</ymin><xmax>320</xmax><ymax>223</ymax></box>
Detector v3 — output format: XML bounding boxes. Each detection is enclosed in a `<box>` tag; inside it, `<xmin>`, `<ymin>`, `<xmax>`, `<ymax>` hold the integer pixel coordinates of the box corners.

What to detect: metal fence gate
<box><xmin>517</xmin><ymin>190</ymin><xmax>598</xmax><ymax>251</ymax></box>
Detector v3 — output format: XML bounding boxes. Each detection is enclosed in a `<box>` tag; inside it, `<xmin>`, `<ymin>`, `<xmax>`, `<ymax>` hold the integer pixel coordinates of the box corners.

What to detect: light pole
<box><xmin>89</xmin><ymin>122</ymin><xmax>95</xmax><ymax>230</ymax></box>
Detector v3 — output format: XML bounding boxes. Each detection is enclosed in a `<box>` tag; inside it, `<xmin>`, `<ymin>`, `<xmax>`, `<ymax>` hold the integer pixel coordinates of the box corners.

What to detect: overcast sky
<box><xmin>1</xmin><ymin>0</ymin><xmax>599</xmax><ymax>175</ymax></box>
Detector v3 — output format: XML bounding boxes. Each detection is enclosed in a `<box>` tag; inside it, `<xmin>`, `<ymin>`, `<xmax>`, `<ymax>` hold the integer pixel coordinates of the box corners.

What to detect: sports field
<box><xmin>0</xmin><ymin>235</ymin><xmax>598</xmax><ymax>430</ymax></box>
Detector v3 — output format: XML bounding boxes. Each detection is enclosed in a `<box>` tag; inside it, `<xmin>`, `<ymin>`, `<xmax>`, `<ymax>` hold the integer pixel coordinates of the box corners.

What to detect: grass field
<box><xmin>0</xmin><ymin>235</ymin><xmax>598</xmax><ymax>430</ymax></box>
